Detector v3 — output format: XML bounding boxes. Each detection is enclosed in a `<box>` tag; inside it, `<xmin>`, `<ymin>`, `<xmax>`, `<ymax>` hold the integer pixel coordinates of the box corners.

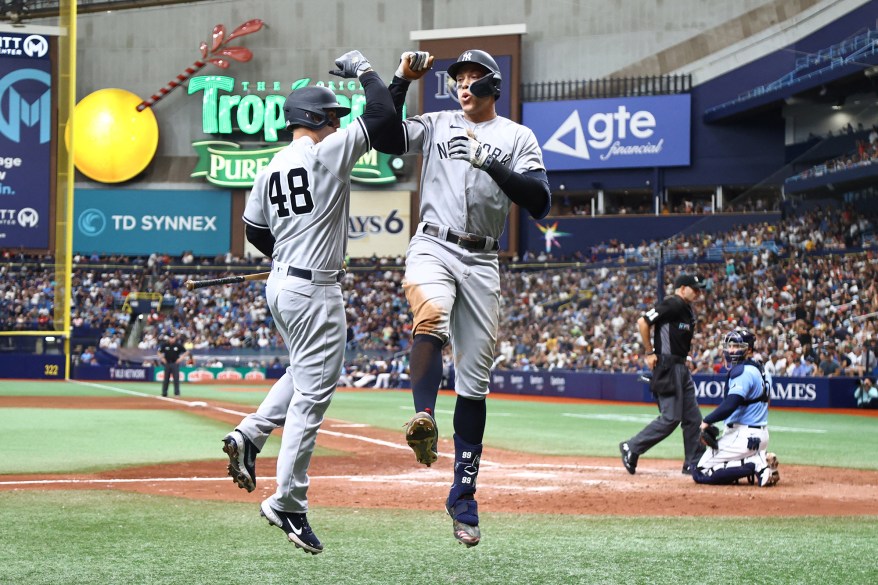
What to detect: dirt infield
<box><xmin>3</xmin><ymin>395</ymin><xmax>877</xmax><ymax>517</ymax></box>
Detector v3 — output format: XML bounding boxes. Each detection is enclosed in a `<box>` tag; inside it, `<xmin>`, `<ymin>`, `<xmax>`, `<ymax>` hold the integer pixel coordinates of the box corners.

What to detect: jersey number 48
<box><xmin>268</xmin><ymin>168</ymin><xmax>314</xmax><ymax>217</ymax></box>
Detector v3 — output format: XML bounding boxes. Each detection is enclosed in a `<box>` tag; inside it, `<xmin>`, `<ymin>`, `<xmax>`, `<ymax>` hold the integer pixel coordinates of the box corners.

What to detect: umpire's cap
<box><xmin>283</xmin><ymin>86</ymin><xmax>351</xmax><ymax>130</ymax></box>
<box><xmin>446</xmin><ymin>49</ymin><xmax>502</xmax><ymax>99</ymax></box>
<box><xmin>674</xmin><ymin>273</ymin><xmax>707</xmax><ymax>290</ymax></box>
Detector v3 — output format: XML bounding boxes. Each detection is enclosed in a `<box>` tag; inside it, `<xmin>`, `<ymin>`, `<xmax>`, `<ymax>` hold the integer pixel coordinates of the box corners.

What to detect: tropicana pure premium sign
<box><xmin>188</xmin><ymin>75</ymin><xmax>402</xmax><ymax>187</ymax></box>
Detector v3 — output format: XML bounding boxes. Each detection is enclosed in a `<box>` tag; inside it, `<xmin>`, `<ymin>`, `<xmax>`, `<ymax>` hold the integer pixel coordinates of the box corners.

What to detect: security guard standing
<box><xmin>620</xmin><ymin>273</ymin><xmax>707</xmax><ymax>475</ymax></box>
<box><xmin>158</xmin><ymin>333</ymin><xmax>189</xmax><ymax>397</ymax></box>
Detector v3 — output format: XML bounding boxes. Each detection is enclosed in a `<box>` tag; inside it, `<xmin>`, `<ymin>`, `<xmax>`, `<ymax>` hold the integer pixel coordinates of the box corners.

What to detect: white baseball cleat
<box><xmin>759</xmin><ymin>452</ymin><xmax>780</xmax><ymax>487</ymax></box>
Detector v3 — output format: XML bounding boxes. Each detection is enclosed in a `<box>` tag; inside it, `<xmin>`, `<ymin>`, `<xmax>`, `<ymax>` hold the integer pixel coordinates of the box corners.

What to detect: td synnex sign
<box><xmin>522</xmin><ymin>94</ymin><xmax>691</xmax><ymax>170</ymax></box>
<box><xmin>73</xmin><ymin>189</ymin><xmax>231</xmax><ymax>255</ymax></box>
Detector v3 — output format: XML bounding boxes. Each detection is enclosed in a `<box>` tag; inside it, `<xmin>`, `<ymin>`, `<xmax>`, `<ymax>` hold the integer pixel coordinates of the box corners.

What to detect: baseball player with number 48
<box><xmin>220</xmin><ymin>49</ymin><xmax>400</xmax><ymax>555</ymax></box>
<box><xmin>384</xmin><ymin>49</ymin><xmax>551</xmax><ymax>547</ymax></box>
<box><xmin>692</xmin><ymin>327</ymin><xmax>780</xmax><ymax>487</ymax></box>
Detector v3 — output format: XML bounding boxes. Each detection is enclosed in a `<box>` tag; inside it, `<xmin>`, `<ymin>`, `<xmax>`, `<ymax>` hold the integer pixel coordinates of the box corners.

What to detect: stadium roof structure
<box><xmin>705</xmin><ymin>27</ymin><xmax>878</xmax><ymax>123</ymax></box>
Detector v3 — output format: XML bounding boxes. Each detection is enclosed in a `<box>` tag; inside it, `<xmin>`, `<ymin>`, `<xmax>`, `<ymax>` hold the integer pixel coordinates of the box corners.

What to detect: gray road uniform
<box><xmin>385</xmin><ymin>48</ymin><xmax>551</xmax><ymax>548</ymax></box>
<box><xmin>234</xmin><ymin>69</ymin><xmax>397</xmax><ymax>517</ymax></box>
<box><xmin>401</xmin><ymin>110</ymin><xmax>546</xmax><ymax>397</ymax></box>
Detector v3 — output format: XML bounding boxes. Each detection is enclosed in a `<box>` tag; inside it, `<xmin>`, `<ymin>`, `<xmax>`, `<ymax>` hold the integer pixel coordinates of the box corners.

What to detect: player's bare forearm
<box><xmin>483</xmin><ymin>161</ymin><xmax>551</xmax><ymax>218</ymax></box>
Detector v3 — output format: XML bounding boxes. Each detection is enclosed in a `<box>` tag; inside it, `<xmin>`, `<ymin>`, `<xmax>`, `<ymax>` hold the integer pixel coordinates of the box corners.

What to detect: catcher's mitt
<box><xmin>700</xmin><ymin>424</ymin><xmax>720</xmax><ymax>449</ymax></box>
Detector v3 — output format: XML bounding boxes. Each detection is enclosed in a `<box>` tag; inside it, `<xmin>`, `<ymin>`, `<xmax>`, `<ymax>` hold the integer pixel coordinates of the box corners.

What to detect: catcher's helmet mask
<box><xmin>722</xmin><ymin>327</ymin><xmax>756</xmax><ymax>366</ymax></box>
<box><xmin>446</xmin><ymin>49</ymin><xmax>502</xmax><ymax>100</ymax></box>
<box><xmin>284</xmin><ymin>86</ymin><xmax>351</xmax><ymax>130</ymax></box>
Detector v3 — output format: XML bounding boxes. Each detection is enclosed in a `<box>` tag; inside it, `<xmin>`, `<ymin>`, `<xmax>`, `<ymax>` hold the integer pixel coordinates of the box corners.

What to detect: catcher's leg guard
<box><xmin>445</xmin><ymin>434</ymin><xmax>482</xmax><ymax>547</ymax></box>
<box><xmin>692</xmin><ymin>461</ymin><xmax>756</xmax><ymax>485</ymax></box>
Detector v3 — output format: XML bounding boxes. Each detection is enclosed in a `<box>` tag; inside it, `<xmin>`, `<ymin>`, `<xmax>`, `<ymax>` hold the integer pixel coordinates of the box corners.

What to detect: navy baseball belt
<box><xmin>727</xmin><ymin>423</ymin><xmax>766</xmax><ymax>429</ymax></box>
<box><xmin>421</xmin><ymin>222</ymin><xmax>499</xmax><ymax>252</ymax></box>
<box><xmin>272</xmin><ymin>262</ymin><xmax>344</xmax><ymax>284</ymax></box>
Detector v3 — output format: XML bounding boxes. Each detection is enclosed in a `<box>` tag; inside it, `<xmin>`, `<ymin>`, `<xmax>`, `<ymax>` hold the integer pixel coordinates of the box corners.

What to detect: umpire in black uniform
<box><xmin>158</xmin><ymin>333</ymin><xmax>189</xmax><ymax>397</ymax></box>
<box><xmin>620</xmin><ymin>273</ymin><xmax>707</xmax><ymax>475</ymax></box>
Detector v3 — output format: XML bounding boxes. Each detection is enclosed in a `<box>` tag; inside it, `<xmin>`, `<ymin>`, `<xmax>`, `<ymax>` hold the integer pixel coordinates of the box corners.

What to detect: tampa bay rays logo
<box><xmin>536</xmin><ymin>221</ymin><xmax>571</xmax><ymax>253</ymax></box>
<box><xmin>0</xmin><ymin>69</ymin><xmax>51</xmax><ymax>144</ymax></box>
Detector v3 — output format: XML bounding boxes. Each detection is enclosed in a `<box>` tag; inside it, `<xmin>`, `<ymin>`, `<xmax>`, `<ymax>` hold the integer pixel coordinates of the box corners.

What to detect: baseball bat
<box><xmin>185</xmin><ymin>271</ymin><xmax>270</xmax><ymax>291</ymax></box>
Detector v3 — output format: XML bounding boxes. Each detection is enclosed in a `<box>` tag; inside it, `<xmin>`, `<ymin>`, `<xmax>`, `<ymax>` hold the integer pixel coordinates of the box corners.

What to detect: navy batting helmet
<box><xmin>722</xmin><ymin>327</ymin><xmax>756</xmax><ymax>366</ymax></box>
<box><xmin>446</xmin><ymin>49</ymin><xmax>502</xmax><ymax>99</ymax></box>
<box><xmin>283</xmin><ymin>86</ymin><xmax>351</xmax><ymax>130</ymax></box>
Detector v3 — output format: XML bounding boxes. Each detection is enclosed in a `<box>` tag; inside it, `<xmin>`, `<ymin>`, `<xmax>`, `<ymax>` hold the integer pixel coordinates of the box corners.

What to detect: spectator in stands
<box><xmin>817</xmin><ymin>348</ymin><xmax>841</xmax><ymax>377</ymax></box>
<box><xmin>80</xmin><ymin>346</ymin><xmax>95</xmax><ymax>365</ymax></box>
<box><xmin>791</xmin><ymin>354</ymin><xmax>816</xmax><ymax>377</ymax></box>
<box><xmin>846</xmin><ymin>345</ymin><xmax>867</xmax><ymax>378</ymax></box>
<box><xmin>854</xmin><ymin>376</ymin><xmax>878</xmax><ymax>408</ymax></box>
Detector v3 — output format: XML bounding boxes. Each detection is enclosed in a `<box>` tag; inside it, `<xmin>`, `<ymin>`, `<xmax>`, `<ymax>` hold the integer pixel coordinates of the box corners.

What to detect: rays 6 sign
<box><xmin>523</xmin><ymin>94</ymin><xmax>691</xmax><ymax>170</ymax></box>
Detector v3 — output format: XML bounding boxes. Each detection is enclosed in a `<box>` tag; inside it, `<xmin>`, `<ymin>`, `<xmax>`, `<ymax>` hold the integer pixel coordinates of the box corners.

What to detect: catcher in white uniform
<box><xmin>692</xmin><ymin>327</ymin><xmax>780</xmax><ymax>487</ymax></box>
<box><xmin>220</xmin><ymin>50</ymin><xmax>400</xmax><ymax>554</ymax></box>
<box><xmin>386</xmin><ymin>49</ymin><xmax>551</xmax><ymax>547</ymax></box>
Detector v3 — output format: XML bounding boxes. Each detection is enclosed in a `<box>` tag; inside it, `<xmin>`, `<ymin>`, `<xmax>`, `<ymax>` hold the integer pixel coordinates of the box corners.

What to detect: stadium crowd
<box><xmin>3</xmin><ymin>205</ymin><xmax>877</xmax><ymax>381</ymax></box>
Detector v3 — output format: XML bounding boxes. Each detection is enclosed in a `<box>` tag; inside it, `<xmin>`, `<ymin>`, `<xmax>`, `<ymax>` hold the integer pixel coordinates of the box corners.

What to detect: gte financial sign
<box><xmin>189</xmin><ymin>76</ymin><xmax>402</xmax><ymax>187</ymax></box>
<box><xmin>522</xmin><ymin>94</ymin><xmax>691</xmax><ymax>170</ymax></box>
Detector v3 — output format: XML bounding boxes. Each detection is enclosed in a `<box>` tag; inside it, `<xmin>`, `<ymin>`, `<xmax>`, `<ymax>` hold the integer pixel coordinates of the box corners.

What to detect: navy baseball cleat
<box><xmin>260</xmin><ymin>499</ymin><xmax>324</xmax><ymax>554</ymax></box>
<box><xmin>404</xmin><ymin>411</ymin><xmax>438</xmax><ymax>466</ymax></box>
<box><xmin>619</xmin><ymin>441</ymin><xmax>638</xmax><ymax>474</ymax></box>
<box><xmin>222</xmin><ymin>430</ymin><xmax>258</xmax><ymax>492</ymax></box>
<box><xmin>446</xmin><ymin>495</ymin><xmax>480</xmax><ymax>547</ymax></box>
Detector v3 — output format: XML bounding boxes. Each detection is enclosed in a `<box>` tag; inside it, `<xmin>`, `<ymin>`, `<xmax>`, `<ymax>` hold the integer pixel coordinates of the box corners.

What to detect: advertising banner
<box><xmin>0</xmin><ymin>32</ymin><xmax>51</xmax><ymax>248</ymax></box>
<box><xmin>423</xmin><ymin>55</ymin><xmax>512</xmax><ymax>119</ymax></box>
<box><xmin>155</xmin><ymin>365</ymin><xmax>267</xmax><ymax>382</ymax></box>
<box><xmin>73</xmin><ymin>189</ymin><xmax>231</xmax><ymax>255</ymax></box>
<box><xmin>73</xmin><ymin>365</ymin><xmax>154</xmax><ymax>381</ymax></box>
<box><xmin>347</xmin><ymin>190</ymin><xmax>410</xmax><ymax>257</ymax></box>
<box><xmin>522</xmin><ymin>94</ymin><xmax>691</xmax><ymax>170</ymax></box>
<box><xmin>188</xmin><ymin>75</ymin><xmax>402</xmax><ymax>188</ymax></box>
<box><xmin>490</xmin><ymin>370</ymin><xmax>860</xmax><ymax>409</ymax></box>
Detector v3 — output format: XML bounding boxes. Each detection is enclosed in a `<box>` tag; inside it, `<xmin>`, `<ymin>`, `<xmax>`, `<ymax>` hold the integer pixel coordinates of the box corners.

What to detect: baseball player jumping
<box><xmin>692</xmin><ymin>327</ymin><xmax>780</xmax><ymax>487</ymax></box>
<box><xmin>385</xmin><ymin>49</ymin><xmax>551</xmax><ymax>547</ymax></box>
<box><xmin>220</xmin><ymin>49</ymin><xmax>400</xmax><ymax>554</ymax></box>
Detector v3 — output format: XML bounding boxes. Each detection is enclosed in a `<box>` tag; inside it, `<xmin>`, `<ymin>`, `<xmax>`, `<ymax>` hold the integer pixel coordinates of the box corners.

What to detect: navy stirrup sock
<box><xmin>409</xmin><ymin>334</ymin><xmax>444</xmax><ymax>415</ymax></box>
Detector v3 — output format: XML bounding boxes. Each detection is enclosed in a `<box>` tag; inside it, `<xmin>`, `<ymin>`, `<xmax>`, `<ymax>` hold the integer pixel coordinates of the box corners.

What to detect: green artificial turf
<box><xmin>1</xmin><ymin>491</ymin><xmax>875</xmax><ymax>585</ymax></box>
<box><xmin>3</xmin><ymin>381</ymin><xmax>876</xmax><ymax>471</ymax></box>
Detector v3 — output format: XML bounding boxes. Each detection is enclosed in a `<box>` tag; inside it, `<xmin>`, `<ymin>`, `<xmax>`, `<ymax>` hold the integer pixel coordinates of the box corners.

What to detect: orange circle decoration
<box><xmin>67</xmin><ymin>88</ymin><xmax>159</xmax><ymax>183</ymax></box>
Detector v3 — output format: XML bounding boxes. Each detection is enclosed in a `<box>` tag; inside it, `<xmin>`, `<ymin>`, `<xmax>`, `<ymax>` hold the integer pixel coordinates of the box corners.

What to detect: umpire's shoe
<box><xmin>619</xmin><ymin>441</ymin><xmax>638</xmax><ymax>474</ymax></box>
<box><xmin>404</xmin><ymin>411</ymin><xmax>438</xmax><ymax>466</ymax></box>
<box><xmin>260</xmin><ymin>499</ymin><xmax>323</xmax><ymax>554</ymax></box>
<box><xmin>222</xmin><ymin>430</ymin><xmax>258</xmax><ymax>492</ymax></box>
<box><xmin>446</xmin><ymin>495</ymin><xmax>480</xmax><ymax>547</ymax></box>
